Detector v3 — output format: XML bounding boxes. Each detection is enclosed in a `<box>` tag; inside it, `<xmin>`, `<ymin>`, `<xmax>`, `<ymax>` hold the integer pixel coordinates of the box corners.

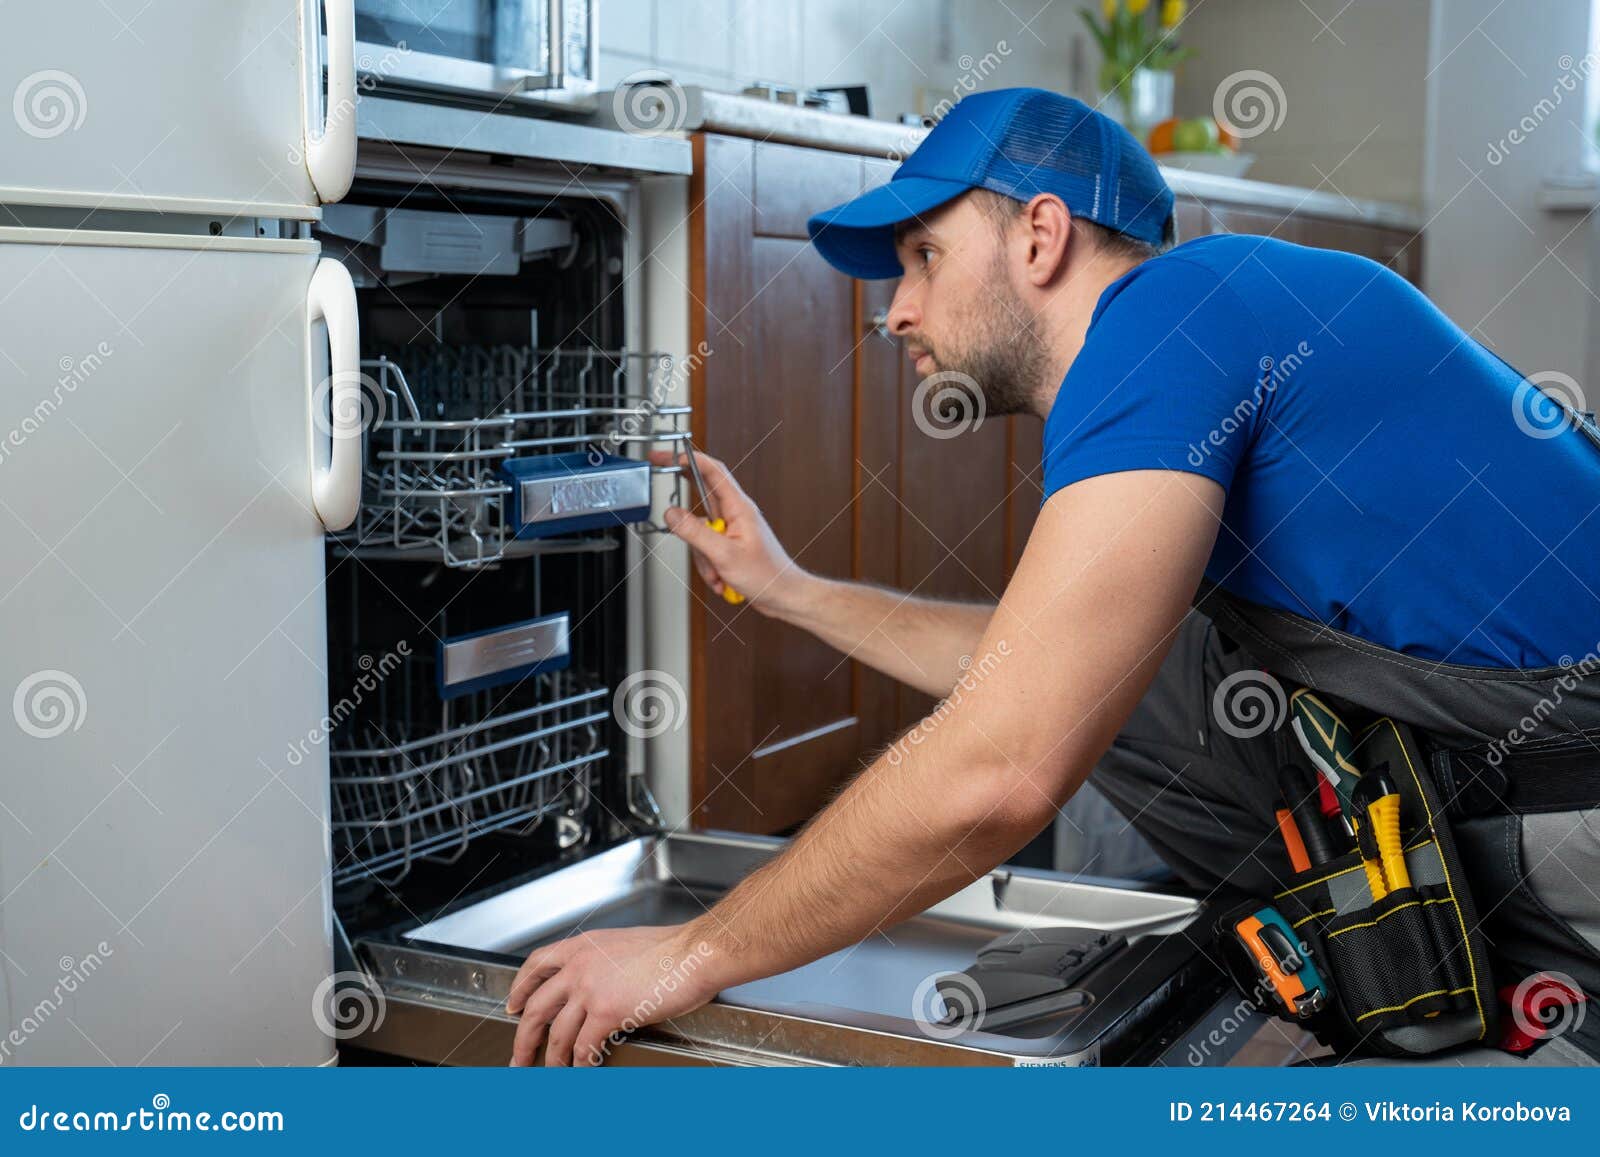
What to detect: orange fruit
<box><xmin>1146</xmin><ymin>117</ymin><xmax>1181</xmax><ymax>154</ymax></box>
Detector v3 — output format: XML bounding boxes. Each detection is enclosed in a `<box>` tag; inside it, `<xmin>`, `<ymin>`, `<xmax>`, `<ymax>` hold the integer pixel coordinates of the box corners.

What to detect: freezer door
<box><xmin>0</xmin><ymin>1</ymin><xmax>356</xmax><ymax>216</ymax></box>
<box><xmin>0</xmin><ymin>229</ymin><xmax>339</xmax><ymax>1065</ymax></box>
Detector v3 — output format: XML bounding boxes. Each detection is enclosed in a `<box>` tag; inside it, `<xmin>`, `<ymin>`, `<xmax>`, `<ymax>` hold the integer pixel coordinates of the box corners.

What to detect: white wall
<box><xmin>1172</xmin><ymin>0</ymin><xmax>1432</xmax><ymax>207</ymax></box>
<box><xmin>599</xmin><ymin>0</ymin><xmax>1092</xmax><ymax>122</ymax></box>
<box><xmin>1423</xmin><ymin>0</ymin><xmax>1595</xmax><ymax>380</ymax></box>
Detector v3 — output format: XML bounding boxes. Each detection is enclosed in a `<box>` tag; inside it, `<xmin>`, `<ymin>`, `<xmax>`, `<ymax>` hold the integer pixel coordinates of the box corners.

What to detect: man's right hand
<box><xmin>650</xmin><ymin>448</ymin><xmax>995</xmax><ymax>699</ymax></box>
<box><xmin>649</xmin><ymin>449</ymin><xmax>809</xmax><ymax>615</ymax></box>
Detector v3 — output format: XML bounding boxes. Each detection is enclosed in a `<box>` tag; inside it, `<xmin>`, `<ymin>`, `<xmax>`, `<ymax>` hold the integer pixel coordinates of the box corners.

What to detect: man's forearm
<box><xmin>766</xmin><ymin>574</ymin><xmax>994</xmax><ymax>698</ymax></box>
<box><xmin>680</xmin><ymin>736</ymin><xmax>1047</xmax><ymax>989</ymax></box>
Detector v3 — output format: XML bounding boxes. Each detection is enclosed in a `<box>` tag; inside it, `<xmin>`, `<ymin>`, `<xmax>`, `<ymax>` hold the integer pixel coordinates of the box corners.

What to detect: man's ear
<box><xmin>1019</xmin><ymin>193</ymin><xmax>1072</xmax><ymax>288</ymax></box>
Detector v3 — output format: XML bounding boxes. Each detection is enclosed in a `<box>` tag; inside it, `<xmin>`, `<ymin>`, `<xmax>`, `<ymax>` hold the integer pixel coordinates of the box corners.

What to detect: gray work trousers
<box><xmin>1074</xmin><ymin>611</ymin><xmax>1600</xmax><ymax>1065</ymax></box>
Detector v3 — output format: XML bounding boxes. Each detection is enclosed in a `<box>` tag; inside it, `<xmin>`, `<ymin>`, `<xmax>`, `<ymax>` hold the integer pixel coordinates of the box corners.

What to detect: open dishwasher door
<box><xmin>345</xmin><ymin>832</ymin><xmax>1252</xmax><ymax>1067</ymax></box>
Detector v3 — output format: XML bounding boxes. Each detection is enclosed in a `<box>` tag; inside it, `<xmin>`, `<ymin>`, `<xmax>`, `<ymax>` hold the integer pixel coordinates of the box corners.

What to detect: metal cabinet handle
<box><xmin>868</xmin><ymin>308</ymin><xmax>892</xmax><ymax>339</ymax></box>
<box><xmin>500</xmin><ymin>0</ymin><xmax>574</xmax><ymax>93</ymax></box>
<box><xmin>305</xmin><ymin>0</ymin><xmax>356</xmax><ymax>203</ymax></box>
<box><xmin>545</xmin><ymin>0</ymin><xmax>567</xmax><ymax>90</ymax></box>
<box><xmin>307</xmin><ymin>258</ymin><xmax>362</xmax><ymax>531</ymax></box>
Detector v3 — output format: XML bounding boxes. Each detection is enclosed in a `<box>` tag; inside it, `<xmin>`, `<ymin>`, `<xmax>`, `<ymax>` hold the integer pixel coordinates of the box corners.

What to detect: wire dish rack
<box><xmin>329</xmin><ymin>665</ymin><xmax>610</xmax><ymax>885</ymax></box>
<box><xmin>335</xmin><ymin>345</ymin><xmax>692</xmax><ymax>569</ymax></box>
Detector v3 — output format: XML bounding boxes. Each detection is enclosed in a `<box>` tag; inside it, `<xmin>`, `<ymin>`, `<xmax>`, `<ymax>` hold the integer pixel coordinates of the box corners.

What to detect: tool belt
<box><xmin>1432</xmin><ymin>738</ymin><xmax>1600</xmax><ymax>820</ymax></box>
<box><xmin>1217</xmin><ymin>709</ymin><xmax>1502</xmax><ymax>1058</ymax></box>
<box><xmin>1192</xmin><ymin>573</ymin><xmax>1600</xmax><ymax>1060</ymax></box>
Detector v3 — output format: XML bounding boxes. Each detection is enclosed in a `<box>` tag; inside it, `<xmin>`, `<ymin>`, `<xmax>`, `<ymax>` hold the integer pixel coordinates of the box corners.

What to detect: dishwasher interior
<box><xmin>314</xmin><ymin>167</ymin><xmax>1244</xmax><ymax>1067</ymax></box>
<box><xmin>318</xmin><ymin>177</ymin><xmax>674</xmax><ymax>922</ymax></box>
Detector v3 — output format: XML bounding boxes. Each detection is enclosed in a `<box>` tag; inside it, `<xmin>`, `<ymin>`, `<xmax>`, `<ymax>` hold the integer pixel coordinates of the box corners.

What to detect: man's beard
<box><xmin>911</xmin><ymin>275</ymin><xmax>1048</xmax><ymax>418</ymax></box>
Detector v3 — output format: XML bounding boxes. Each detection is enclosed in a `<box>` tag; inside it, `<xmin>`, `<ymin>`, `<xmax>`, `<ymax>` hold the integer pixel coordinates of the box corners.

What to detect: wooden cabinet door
<box><xmin>858</xmin><ymin>159</ymin><xmax>1040</xmax><ymax>731</ymax></box>
<box><xmin>1206</xmin><ymin>202</ymin><xmax>1313</xmax><ymax>244</ymax></box>
<box><xmin>1295</xmin><ymin>217</ymin><xmax>1424</xmax><ymax>286</ymax></box>
<box><xmin>688</xmin><ymin>135</ymin><xmax>868</xmax><ymax>833</ymax></box>
<box><xmin>1173</xmin><ymin>195</ymin><xmax>1212</xmax><ymax>243</ymax></box>
<box><xmin>1196</xmin><ymin>198</ymin><xmax>1422</xmax><ymax>286</ymax></box>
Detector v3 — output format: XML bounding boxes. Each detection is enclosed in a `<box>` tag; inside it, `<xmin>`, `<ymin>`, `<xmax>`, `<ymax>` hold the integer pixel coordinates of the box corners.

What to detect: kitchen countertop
<box><xmin>600</xmin><ymin>86</ymin><xmax>1420</xmax><ymax>233</ymax></box>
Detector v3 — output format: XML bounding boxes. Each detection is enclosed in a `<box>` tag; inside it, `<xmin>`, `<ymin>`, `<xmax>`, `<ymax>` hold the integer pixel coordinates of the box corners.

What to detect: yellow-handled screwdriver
<box><xmin>680</xmin><ymin>442</ymin><xmax>745</xmax><ymax>605</ymax></box>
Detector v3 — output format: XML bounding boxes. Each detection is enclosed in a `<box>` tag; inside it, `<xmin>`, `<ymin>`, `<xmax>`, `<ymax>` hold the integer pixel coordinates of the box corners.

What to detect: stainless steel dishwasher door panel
<box><xmin>353</xmin><ymin>830</ymin><xmax>1214</xmax><ymax>1066</ymax></box>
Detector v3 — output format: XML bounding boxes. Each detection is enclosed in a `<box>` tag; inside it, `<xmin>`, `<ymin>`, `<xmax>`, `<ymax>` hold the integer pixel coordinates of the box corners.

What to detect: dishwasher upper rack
<box><xmin>334</xmin><ymin>346</ymin><xmax>693</xmax><ymax>569</ymax></box>
<box><xmin>329</xmin><ymin>666</ymin><xmax>610</xmax><ymax>886</ymax></box>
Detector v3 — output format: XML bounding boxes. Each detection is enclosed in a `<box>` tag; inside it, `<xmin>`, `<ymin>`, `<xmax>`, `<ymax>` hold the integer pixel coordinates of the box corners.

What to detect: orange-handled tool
<box><xmin>681</xmin><ymin>443</ymin><xmax>744</xmax><ymax>605</ymax></box>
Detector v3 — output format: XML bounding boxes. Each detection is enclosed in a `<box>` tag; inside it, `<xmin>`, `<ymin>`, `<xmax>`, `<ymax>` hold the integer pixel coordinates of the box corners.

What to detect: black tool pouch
<box><xmin>1248</xmin><ymin>718</ymin><xmax>1500</xmax><ymax>1057</ymax></box>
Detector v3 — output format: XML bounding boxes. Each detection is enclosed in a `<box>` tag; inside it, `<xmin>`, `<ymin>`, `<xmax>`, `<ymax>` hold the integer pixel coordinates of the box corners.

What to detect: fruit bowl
<box><xmin>1154</xmin><ymin>151</ymin><xmax>1256</xmax><ymax>179</ymax></box>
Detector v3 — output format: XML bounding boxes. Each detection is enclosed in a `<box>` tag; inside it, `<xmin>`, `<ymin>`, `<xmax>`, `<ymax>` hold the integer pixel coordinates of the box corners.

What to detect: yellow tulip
<box><xmin>1102</xmin><ymin>0</ymin><xmax>1118</xmax><ymax>20</ymax></box>
<box><xmin>1161</xmin><ymin>0</ymin><xmax>1187</xmax><ymax>26</ymax></box>
<box><xmin>1128</xmin><ymin>0</ymin><xmax>1150</xmax><ymax>14</ymax></box>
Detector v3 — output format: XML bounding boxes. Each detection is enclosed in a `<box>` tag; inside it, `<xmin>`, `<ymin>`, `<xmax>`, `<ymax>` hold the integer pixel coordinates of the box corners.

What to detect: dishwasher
<box><xmin>314</xmin><ymin>140</ymin><xmax>1250</xmax><ymax>1069</ymax></box>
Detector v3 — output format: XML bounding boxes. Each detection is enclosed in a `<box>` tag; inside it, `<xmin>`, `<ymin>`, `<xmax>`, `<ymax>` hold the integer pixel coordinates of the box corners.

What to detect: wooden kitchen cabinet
<box><xmin>687</xmin><ymin>136</ymin><xmax>1039</xmax><ymax>832</ymax></box>
<box><xmin>687</xmin><ymin>133</ymin><xmax>1420</xmax><ymax>834</ymax></box>
<box><xmin>1174</xmin><ymin>193</ymin><xmax>1423</xmax><ymax>285</ymax></box>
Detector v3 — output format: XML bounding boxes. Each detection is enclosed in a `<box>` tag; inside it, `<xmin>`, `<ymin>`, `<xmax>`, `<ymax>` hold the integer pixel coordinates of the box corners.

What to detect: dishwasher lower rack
<box><xmin>333</xmin><ymin>346</ymin><xmax>692</xmax><ymax>569</ymax></box>
<box><xmin>346</xmin><ymin>833</ymin><xmax>1253</xmax><ymax>1067</ymax></box>
<box><xmin>328</xmin><ymin>667</ymin><xmax>611</xmax><ymax>886</ymax></box>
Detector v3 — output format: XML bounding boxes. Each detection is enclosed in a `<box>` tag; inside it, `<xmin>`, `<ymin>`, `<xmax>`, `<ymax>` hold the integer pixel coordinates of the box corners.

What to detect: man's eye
<box><xmin>918</xmin><ymin>247</ymin><xmax>935</xmax><ymax>268</ymax></box>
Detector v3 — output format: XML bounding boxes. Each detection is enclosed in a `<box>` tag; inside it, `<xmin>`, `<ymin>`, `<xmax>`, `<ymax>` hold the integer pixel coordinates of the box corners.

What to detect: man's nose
<box><xmin>886</xmin><ymin>283</ymin><xmax>919</xmax><ymax>338</ymax></box>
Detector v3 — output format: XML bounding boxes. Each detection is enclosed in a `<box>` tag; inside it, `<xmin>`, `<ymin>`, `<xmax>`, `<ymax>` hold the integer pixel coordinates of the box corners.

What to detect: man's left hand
<box><xmin>506</xmin><ymin>924</ymin><xmax>723</xmax><ymax>1066</ymax></box>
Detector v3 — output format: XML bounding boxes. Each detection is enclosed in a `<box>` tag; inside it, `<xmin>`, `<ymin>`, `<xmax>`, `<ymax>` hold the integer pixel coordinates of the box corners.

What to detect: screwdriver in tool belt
<box><xmin>1289</xmin><ymin>689</ymin><xmax>1362</xmax><ymax>831</ymax></box>
<box><xmin>1287</xmin><ymin>687</ymin><xmax>1395</xmax><ymax>897</ymax></box>
<box><xmin>1277</xmin><ymin>763</ymin><xmax>1339</xmax><ymax>866</ymax></box>
<box><xmin>680</xmin><ymin>441</ymin><xmax>745</xmax><ymax>605</ymax></box>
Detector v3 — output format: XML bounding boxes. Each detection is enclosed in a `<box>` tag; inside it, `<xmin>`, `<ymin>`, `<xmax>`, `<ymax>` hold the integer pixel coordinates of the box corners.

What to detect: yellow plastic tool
<box><xmin>681</xmin><ymin>444</ymin><xmax>745</xmax><ymax>605</ymax></box>
<box><xmin>1359</xmin><ymin>846</ymin><xmax>1389</xmax><ymax>902</ymax></box>
<box><xmin>1351</xmin><ymin>771</ymin><xmax>1410</xmax><ymax>901</ymax></box>
<box><xmin>1368</xmin><ymin>792</ymin><xmax>1410</xmax><ymax>891</ymax></box>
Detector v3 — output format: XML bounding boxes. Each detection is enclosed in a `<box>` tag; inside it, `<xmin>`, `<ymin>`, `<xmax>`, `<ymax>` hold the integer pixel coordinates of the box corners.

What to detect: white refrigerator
<box><xmin>0</xmin><ymin>1</ymin><xmax>360</xmax><ymax>1065</ymax></box>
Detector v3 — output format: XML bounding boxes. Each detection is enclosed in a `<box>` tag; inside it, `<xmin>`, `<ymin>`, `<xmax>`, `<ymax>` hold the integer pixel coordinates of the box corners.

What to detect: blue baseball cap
<box><xmin>807</xmin><ymin>87</ymin><xmax>1175</xmax><ymax>280</ymax></box>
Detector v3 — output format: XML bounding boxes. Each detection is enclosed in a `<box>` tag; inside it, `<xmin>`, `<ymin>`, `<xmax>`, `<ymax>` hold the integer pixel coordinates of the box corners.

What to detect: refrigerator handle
<box><xmin>305</xmin><ymin>0</ymin><xmax>357</xmax><ymax>203</ymax></box>
<box><xmin>307</xmin><ymin>258</ymin><xmax>362</xmax><ymax>532</ymax></box>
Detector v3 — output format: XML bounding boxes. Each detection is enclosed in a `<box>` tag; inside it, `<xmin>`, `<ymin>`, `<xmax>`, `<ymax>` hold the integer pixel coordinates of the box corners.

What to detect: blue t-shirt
<box><xmin>1042</xmin><ymin>233</ymin><xmax>1599</xmax><ymax>668</ymax></box>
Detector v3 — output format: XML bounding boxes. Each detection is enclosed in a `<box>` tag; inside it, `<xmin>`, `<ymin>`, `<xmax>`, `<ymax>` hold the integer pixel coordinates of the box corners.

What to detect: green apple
<box><xmin>1172</xmin><ymin>117</ymin><xmax>1220</xmax><ymax>152</ymax></box>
